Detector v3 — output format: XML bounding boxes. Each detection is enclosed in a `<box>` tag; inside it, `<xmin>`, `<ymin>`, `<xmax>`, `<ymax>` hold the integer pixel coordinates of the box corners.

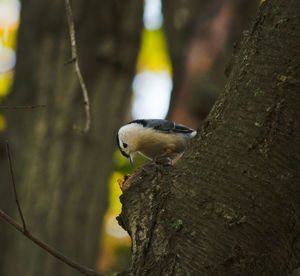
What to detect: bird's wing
<box><xmin>131</xmin><ymin>119</ymin><xmax>194</xmax><ymax>134</ymax></box>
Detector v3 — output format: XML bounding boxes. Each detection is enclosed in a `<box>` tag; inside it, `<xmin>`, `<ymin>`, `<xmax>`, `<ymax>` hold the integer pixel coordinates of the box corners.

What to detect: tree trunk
<box><xmin>0</xmin><ymin>1</ymin><xmax>143</xmax><ymax>275</ymax></box>
<box><xmin>163</xmin><ymin>0</ymin><xmax>259</xmax><ymax>127</ymax></box>
<box><xmin>118</xmin><ymin>0</ymin><xmax>300</xmax><ymax>275</ymax></box>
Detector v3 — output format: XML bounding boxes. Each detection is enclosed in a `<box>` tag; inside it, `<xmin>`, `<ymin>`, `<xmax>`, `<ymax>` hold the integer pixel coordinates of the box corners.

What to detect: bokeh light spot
<box><xmin>0</xmin><ymin>114</ymin><xmax>7</xmax><ymax>130</ymax></box>
<box><xmin>0</xmin><ymin>41</ymin><xmax>16</xmax><ymax>72</ymax></box>
<box><xmin>132</xmin><ymin>71</ymin><xmax>172</xmax><ymax>119</ymax></box>
<box><xmin>0</xmin><ymin>70</ymin><xmax>13</xmax><ymax>96</ymax></box>
<box><xmin>0</xmin><ymin>0</ymin><xmax>20</xmax><ymax>30</ymax></box>
<box><xmin>105</xmin><ymin>215</ymin><xmax>128</xmax><ymax>239</ymax></box>
<box><xmin>143</xmin><ymin>0</ymin><xmax>163</xmax><ymax>30</ymax></box>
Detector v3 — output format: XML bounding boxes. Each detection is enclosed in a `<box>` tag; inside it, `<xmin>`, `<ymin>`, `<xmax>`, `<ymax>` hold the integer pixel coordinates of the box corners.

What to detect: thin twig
<box><xmin>64</xmin><ymin>57</ymin><xmax>77</xmax><ymax>66</ymax></box>
<box><xmin>6</xmin><ymin>142</ymin><xmax>27</xmax><ymax>232</ymax></box>
<box><xmin>0</xmin><ymin>210</ymin><xmax>101</xmax><ymax>276</ymax></box>
<box><xmin>65</xmin><ymin>0</ymin><xmax>91</xmax><ymax>133</ymax></box>
<box><xmin>0</xmin><ymin>105</ymin><xmax>46</xmax><ymax>110</ymax></box>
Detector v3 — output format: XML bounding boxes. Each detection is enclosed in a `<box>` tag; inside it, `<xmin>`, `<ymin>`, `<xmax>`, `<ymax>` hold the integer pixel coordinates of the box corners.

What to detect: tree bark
<box><xmin>118</xmin><ymin>0</ymin><xmax>300</xmax><ymax>275</ymax></box>
<box><xmin>0</xmin><ymin>1</ymin><xmax>143</xmax><ymax>275</ymax></box>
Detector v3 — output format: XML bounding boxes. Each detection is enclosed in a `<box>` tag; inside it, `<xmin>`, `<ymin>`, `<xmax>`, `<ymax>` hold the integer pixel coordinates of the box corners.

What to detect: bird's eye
<box><xmin>123</xmin><ymin>143</ymin><xmax>128</xmax><ymax>148</ymax></box>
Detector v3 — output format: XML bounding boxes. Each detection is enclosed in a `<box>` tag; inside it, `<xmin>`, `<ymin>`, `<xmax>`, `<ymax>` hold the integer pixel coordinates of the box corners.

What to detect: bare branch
<box><xmin>6</xmin><ymin>142</ymin><xmax>27</xmax><ymax>232</ymax></box>
<box><xmin>64</xmin><ymin>57</ymin><xmax>77</xmax><ymax>66</ymax></box>
<box><xmin>0</xmin><ymin>105</ymin><xmax>46</xmax><ymax>110</ymax></box>
<box><xmin>65</xmin><ymin>0</ymin><xmax>91</xmax><ymax>133</ymax></box>
<box><xmin>0</xmin><ymin>210</ymin><xmax>101</xmax><ymax>276</ymax></box>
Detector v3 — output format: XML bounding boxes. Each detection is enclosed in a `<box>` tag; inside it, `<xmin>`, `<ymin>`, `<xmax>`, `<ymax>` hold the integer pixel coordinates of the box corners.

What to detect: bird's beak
<box><xmin>129</xmin><ymin>154</ymin><xmax>134</xmax><ymax>167</ymax></box>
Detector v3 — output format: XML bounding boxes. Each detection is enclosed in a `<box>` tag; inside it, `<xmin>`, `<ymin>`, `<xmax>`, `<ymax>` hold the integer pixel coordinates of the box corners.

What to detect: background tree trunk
<box><xmin>118</xmin><ymin>0</ymin><xmax>300</xmax><ymax>274</ymax></box>
<box><xmin>163</xmin><ymin>0</ymin><xmax>259</xmax><ymax>127</ymax></box>
<box><xmin>0</xmin><ymin>1</ymin><xmax>143</xmax><ymax>275</ymax></box>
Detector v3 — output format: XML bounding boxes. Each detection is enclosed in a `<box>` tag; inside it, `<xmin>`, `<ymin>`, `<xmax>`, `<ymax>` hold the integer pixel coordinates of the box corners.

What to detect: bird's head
<box><xmin>117</xmin><ymin>122</ymin><xmax>144</xmax><ymax>166</ymax></box>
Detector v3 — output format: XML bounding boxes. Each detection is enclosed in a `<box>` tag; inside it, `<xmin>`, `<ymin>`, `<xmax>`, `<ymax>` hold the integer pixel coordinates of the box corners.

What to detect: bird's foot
<box><xmin>154</xmin><ymin>152</ymin><xmax>184</xmax><ymax>166</ymax></box>
<box><xmin>154</xmin><ymin>155</ymin><xmax>172</xmax><ymax>166</ymax></box>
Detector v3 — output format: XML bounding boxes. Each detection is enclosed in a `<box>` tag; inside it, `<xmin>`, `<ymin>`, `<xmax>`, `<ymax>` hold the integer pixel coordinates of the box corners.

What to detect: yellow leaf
<box><xmin>136</xmin><ymin>29</ymin><xmax>172</xmax><ymax>74</ymax></box>
<box><xmin>0</xmin><ymin>71</ymin><xmax>13</xmax><ymax>97</ymax></box>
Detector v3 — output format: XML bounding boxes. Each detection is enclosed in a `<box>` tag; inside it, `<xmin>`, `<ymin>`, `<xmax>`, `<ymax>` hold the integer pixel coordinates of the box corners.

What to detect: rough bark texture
<box><xmin>0</xmin><ymin>1</ymin><xmax>143</xmax><ymax>276</ymax></box>
<box><xmin>118</xmin><ymin>0</ymin><xmax>300</xmax><ymax>275</ymax></box>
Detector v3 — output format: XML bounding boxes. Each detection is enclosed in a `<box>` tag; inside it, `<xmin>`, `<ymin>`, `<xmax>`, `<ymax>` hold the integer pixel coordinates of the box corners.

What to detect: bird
<box><xmin>117</xmin><ymin>119</ymin><xmax>197</xmax><ymax>167</ymax></box>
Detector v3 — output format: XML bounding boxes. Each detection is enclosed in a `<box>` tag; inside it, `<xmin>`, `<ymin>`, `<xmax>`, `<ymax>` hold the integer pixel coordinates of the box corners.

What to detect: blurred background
<box><xmin>0</xmin><ymin>0</ymin><xmax>259</xmax><ymax>275</ymax></box>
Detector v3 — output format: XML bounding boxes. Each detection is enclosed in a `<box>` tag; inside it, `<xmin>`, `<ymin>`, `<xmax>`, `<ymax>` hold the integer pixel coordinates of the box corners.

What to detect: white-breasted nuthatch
<box><xmin>117</xmin><ymin>119</ymin><xmax>197</xmax><ymax>166</ymax></box>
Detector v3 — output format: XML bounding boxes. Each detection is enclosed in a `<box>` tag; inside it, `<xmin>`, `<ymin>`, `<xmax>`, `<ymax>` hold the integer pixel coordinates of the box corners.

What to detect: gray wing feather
<box><xmin>130</xmin><ymin>119</ymin><xmax>194</xmax><ymax>134</ymax></box>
